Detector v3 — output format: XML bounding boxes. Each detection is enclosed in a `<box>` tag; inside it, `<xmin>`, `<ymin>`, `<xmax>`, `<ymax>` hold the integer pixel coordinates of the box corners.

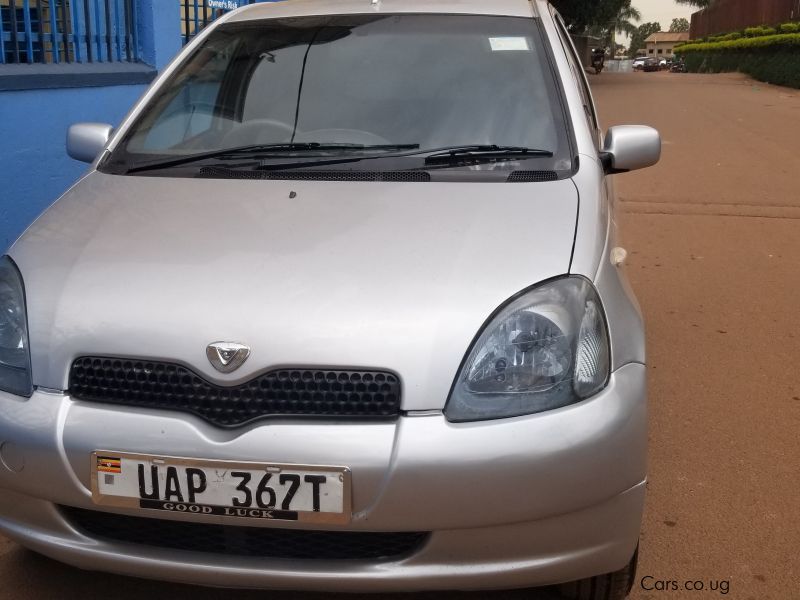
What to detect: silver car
<box><xmin>0</xmin><ymin>1</ymin><xmax>660</xmax><ymax>598</ymax></box>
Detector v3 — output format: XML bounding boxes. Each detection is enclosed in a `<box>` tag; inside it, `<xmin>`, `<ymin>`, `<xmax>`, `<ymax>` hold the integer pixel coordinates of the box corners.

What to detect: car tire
<box><xmin>556</xmin><ymin>545</ymin><xmax>638</xmax><ymax>600</ymax></box>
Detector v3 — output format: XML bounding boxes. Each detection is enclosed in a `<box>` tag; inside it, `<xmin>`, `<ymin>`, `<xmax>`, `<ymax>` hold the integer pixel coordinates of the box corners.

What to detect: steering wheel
<box><xmin>241</xmin><ymin>118</ymin><xmax>295</xmax><ymax>135</ymax></box>
<box><xmin>222</xmin><ymin>118</ymin><xmax>296</xmax><ymax>147</ymax></box>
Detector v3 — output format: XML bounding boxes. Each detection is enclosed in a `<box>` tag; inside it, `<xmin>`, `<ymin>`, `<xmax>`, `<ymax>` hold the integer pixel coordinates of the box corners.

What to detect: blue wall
<box><xmin>0</xmin><ymin>0</ymin><xmax>180</xmax><ymax>251</ymax></box>
<box><xmin>0</xmin><ymin>84</ymin><xmax>148</xmax><ymax>249</ymax></box>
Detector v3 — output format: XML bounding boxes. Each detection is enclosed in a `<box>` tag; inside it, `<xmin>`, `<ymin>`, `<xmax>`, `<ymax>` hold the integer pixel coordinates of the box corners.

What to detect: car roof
<box><xmin>227</xmin><ymin>0</ymin><xmax>538</xmax><ymax>22</ymax></box>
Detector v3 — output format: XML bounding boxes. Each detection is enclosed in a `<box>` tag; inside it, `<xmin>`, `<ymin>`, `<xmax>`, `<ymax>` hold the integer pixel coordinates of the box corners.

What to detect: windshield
<box><xmin>102</xmin><ymin>14</ymin><xmax>574</xmax><ymax>179</ymax></box>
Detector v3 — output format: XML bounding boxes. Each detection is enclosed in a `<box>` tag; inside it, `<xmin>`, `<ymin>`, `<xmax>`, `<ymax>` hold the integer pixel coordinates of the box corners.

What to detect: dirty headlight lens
<box><xmin>0</xmin><ymin>257</ymin><xmax>32</xmax><ymax>397</ymax></box>
<box><xmin>445</xmin><ymin>277</ymin><xmax>609</xmax><ymax>422</ymax></box>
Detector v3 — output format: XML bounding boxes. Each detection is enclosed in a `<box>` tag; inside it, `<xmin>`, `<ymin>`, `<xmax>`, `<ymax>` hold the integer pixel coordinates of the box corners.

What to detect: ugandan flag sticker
<box><xmin>97</xmin><ymin>456</ymin><xmax>122</xmax><ymax>474</ymax></box>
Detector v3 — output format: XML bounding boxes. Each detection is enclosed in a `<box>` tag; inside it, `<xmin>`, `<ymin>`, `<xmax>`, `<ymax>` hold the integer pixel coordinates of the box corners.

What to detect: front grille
<box><xmin>62</xmin><ymin>506</ymin><xmax>429</xmax><ymax>561</ymax></box>
<box><xmin>69</xmin><ymin>357</ymin><xmax>401</xmax><ymax>427</ymax></box>
<box><xmin>198</xmin><ymin>166</ymin><xmax>431</xmax><ymax>182</ymax></box>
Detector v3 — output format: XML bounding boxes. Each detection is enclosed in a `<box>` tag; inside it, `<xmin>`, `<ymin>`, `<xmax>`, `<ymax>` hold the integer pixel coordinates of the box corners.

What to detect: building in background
<box><xmin>644</xmin><ymin>32</ymin><xmax>690</xmax><ymax>59</ymax></box>
<box><xmin>690</xmin><ymin>0</ymin><xmax>800</xmax><ymax>38</ymax></box>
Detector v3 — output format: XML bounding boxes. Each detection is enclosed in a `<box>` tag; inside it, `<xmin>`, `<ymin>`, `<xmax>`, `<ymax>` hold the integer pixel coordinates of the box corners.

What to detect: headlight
<box><xmin>445</xmin><ymin>277</ymin><xmax>609</xmax><ymax>422</ymax></box>
<box><xmin>0</xmin><ymin>257</ymin><xmax>32</xmax><ymax>397</ymax></box>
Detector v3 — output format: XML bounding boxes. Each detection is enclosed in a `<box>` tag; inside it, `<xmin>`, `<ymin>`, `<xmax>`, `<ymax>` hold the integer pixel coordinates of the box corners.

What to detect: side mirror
<box><xmin>67</xmin><ymin>123</ymin><xmax>114</xmax><ymax>163</ymax></box>
<box><xmin>600</xmin><ymin>125</ymin><xmax>661</xmax><ymax>174</ymax></box>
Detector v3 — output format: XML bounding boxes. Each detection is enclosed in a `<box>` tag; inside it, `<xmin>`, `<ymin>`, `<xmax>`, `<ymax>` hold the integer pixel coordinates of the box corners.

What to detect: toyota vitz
<box><xmin>0</xmin><ymin>1</ymin><xmax>659</xmax><ymax>598</ymax></box>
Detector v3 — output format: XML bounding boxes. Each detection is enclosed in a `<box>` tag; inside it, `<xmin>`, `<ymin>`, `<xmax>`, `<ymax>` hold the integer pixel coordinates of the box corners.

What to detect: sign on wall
<box><xmin>207</xmin><ymin>0</ymin><xmax>246</xmax><ymax>10</ymax></box>
<box><xmin>184</xmin><ymin>0</ymin><xmax>284</xmax><ymax>45</ymax></box>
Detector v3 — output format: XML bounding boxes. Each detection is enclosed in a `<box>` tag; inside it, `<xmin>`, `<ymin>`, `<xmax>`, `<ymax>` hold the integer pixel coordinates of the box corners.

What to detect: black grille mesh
<box><xmin>62</xmin><ymin>507</ymin><xmax>428</xmax><ymax>561</ymax></box>
<box><xmin>506</xmin><ymin>171</ymin><xmax>559</xmax><ymax>182</ymax></box>
<box><xmin>199</xmin><ymin>166</ymin><xmax>431</xmax><ymax>182</ymax></box>
<box><xmin>69</xmin><ymin>357</ymin><xmax>401</xmax><ymax>427</ymax></box>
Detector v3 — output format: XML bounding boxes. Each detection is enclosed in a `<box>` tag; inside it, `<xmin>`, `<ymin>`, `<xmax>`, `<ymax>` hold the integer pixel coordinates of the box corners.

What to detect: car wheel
<box><xmin>556</xmin><ymin>545</ymin><xmax>638</xmax><ymax>600</ymax></box>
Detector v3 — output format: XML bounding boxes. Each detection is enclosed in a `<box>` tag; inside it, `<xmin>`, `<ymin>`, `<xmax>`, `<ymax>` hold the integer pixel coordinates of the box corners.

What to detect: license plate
<box><xmin>91</xmin><ymin>451</ymin><xmax>352</xmax><ymax>524</ymax></box>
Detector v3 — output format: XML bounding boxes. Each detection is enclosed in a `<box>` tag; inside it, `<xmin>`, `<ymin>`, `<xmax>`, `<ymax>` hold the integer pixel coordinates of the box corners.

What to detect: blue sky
<box><xmin>634</xmin><ymin>0</ymin><xmax>695</xmax><ymax>30</ymax></box>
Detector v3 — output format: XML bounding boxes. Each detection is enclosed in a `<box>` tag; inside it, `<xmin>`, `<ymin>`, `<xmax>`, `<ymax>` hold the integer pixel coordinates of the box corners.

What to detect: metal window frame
<box><xmin>0</xmin><ymin>0</ymin><xmax>138</xmax><ymax>65</ymax></box>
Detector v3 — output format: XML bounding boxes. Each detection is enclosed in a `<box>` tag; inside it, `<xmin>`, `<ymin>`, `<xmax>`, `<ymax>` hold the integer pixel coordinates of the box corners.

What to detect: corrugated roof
<box><xmin>644</xmin><ymin>32</ymin><xmax>691</xmax><ymax>43</ymax></box>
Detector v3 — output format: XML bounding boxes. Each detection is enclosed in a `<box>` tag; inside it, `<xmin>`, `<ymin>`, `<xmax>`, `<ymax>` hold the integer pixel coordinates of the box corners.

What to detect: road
<box><xmin>1</xmin><ymin>72</ymin><xmax>799</xmax><ymax>599</ymax></box>
<box><xmin>594</xmin><ymin>71</ymin><xmax>800</xmax><ymax>600</ymax></box>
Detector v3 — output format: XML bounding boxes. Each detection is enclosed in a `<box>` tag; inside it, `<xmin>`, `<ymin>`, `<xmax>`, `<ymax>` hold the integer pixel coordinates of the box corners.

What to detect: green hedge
<box><xmin>675</xmin><ymin>32</ymin><xmax>800</xmax><ymax>53</ymax></box>
<box><xmin>744</xmin><ymin>26</ymin><xmax>777</xmax><ymax>37</ymax></box>
<box><xmin>708</xmin><ymin>32</ymin><xmax>742</xmax><ymax>42</ymax></box>
<box><xmin>676</xmin><ymin>37</ymin><xmax>800</xmax><ymax>88</ymax></box>
<box><xmin>691</xmin><ymin>21</ymin><xmax>799</xmax><ymax>44</ymax></box>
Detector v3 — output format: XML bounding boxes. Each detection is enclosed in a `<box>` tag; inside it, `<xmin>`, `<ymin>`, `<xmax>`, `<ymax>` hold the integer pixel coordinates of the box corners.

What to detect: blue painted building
<box><xmin>0</xmin><ymin>0</ymin><xmax>271</xmax><ymax>250</ymax></box>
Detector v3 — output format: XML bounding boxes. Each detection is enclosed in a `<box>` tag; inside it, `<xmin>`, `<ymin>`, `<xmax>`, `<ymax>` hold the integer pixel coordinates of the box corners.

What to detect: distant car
<box><xmin>632</xmin><ymin>57</ymin><xmax>647</xmax><ymax>70</ymax></box>
<box><xmin>643</xmin><ymin>57</ymin><xmax>659</xmax><ymax>72</ymax></box>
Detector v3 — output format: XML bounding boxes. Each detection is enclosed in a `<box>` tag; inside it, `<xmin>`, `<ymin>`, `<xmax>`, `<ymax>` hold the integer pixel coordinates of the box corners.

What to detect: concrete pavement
<box><xmin>594</xmin><ymin>71</ymin><xmax>800</xmax><ymax>600</ymax></box>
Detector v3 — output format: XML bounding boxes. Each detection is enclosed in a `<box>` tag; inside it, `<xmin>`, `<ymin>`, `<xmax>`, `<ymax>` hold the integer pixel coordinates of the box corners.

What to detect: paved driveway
<box><xmin>1</xmin><ymin>72</ymin><xmax>798</xmax><ymax>600</ymax></box>
<box><xmin>594</xmin><ymin>71</ymin><xmax>800</xmax><ymax>600</ymax></box>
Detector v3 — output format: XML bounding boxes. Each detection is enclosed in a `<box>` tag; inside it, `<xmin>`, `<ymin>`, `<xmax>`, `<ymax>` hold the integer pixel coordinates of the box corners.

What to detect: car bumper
<box><xmin>0</xmin><ymin>363</ymin><xmax>646</xmax><ymax>591</ymax></box>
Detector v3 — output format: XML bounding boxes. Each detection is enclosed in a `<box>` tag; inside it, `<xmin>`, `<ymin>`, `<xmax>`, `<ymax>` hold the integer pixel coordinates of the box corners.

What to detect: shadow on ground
<box><xmin>0</xmin><ymin>545</ymin><xmax>563</xmax><ymax>600</ymax></box>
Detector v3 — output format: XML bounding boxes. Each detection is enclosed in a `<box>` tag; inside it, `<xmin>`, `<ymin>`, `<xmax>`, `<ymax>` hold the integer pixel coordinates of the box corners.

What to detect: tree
<box><xmin>613</xmin><ymin>4</ymin><xmax>642</xmax><ymax>39</ymax></box>
<box><xmin>670</xmin><ymin>18</ymin><xmax>690</xmax><ymax>32</ymax></box>
<box><xmin>628</xmin><ymin>22</ymin><xmax>662</xmax><ymax>57</ymax></box>
<box><xmin>675</xmin><ymin>0</ymin><xmax>712</xmax><ymax>7</ymax></box>
<box><xmin>587</xmin><ymin>3</ymin><xmax>641</xmax><ymax>48</ymax></box>
<box><xmin>551</xmin><ymin>0</ymin><xmax>634</xmax><ymax>32</ymax></box>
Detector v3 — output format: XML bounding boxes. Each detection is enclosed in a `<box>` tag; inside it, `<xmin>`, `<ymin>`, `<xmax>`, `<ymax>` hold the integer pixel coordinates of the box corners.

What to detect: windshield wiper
<box><xmin>125</xmin><ymin>143</ymin><xmax>420</xmax><ymax>174</ymax></box>
<box><xmin>242</xmin><ymin>143</ymin><xmax>555</xmax><ymax>172</ymax></box>
<box><xmin>250</xmin><ymin>144</ymin><xmax>555</xmax><ymax>171</ymax></box>
<box><xmin>424</xmin><ymin>145</ymin><xmax>553</xmax><ymax>165</ymax></box>
<box><xmin>239</xmin><ymin>143</ymin><xmax>420</xmax><ymax>155</ymax></box>
<box><xmin>124</xmin><ymin>143</ymin><xmax>551</xmax><ymax>175</ymax></box>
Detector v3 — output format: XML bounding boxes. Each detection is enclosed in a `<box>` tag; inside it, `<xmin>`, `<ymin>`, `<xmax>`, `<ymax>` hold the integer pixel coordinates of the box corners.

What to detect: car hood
<box><xmin>11</xmin><ymin>172</ymin><xmax>578</xmax><ymax>410</ymax></box>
